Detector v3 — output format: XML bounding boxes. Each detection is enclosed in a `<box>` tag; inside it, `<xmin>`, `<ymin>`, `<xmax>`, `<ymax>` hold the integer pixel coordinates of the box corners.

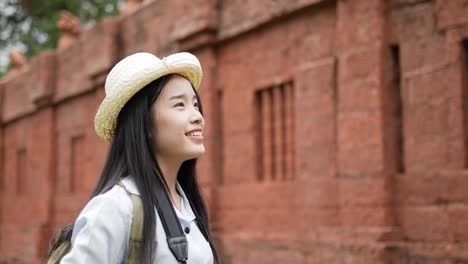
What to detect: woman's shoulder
<box><xmin>63</xmin><ymin>184</ymin><xmax>134</xmax><ymax>262</ymax></box>
<box><xmin>84</xmin><ymin>183</ymin><xmax>133</xmax><ymax>215</ymax></box>
<box><xmin>71</xmin><ymin>183</ymin><xmax>134</xmax><ymax>240</ymax></box>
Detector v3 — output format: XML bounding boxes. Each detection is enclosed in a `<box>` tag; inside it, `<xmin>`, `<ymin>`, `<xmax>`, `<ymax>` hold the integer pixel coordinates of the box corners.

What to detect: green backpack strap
<box><xmin>47</xmin><ymin>240</ymin><xmax>71</xmax><ymax>264</ymax></box>
<box><xmin>117</xmin><ymin>181</ymin><xmax>144</xmax><ymax>264</ymax></box>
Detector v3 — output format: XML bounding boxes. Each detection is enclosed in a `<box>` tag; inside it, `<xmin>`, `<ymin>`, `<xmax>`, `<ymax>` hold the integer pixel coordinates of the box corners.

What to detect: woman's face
<box><xmin>152</xmin><ymin>74</ymin><xmax>205</xmax><ymax>162</ymax></box>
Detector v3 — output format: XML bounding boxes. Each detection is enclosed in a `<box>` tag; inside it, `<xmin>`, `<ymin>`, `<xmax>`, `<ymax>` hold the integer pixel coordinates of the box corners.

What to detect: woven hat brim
<box><xmin>95</xmin><ymin>53</ymin><xmax>202</xmax><ymax>142</ymax></box>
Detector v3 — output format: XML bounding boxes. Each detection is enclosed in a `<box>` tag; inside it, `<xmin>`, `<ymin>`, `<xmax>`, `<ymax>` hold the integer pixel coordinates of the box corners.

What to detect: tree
<box><xmin>0</xmin><ymin>0</ymin><xmax>122</xmax><ymax>76</ymax></box>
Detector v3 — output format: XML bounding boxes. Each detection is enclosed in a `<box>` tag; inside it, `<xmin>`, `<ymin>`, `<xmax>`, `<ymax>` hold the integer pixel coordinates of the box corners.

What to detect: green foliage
<box><xmin>0</xmin><ymin>0</ymin><xmax>121</xmax><ymax>75</ymax></box>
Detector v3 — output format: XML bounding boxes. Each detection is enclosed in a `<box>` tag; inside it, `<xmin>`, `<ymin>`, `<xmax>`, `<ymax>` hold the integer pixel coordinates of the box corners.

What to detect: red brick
<box><xmin>440</xmin><ymin>171</ymin><xmax>468</xmax><ymax>204</ymax></box>
<box><xmin>402</xmin><ymin>68</ymin><xmax>465</xmax><ymax>171</ymax></box>
<box><xmin>0</xmin><ymin>224</ymin><xmax>40</xmax><ymax>263</ymax></box>
<box><xmin>221</xmin><ymin>88</ymin><xmax>255</xmax><ymax>135</ymax></box>
<box><xmin>435</xmin><ymin>0</ymin><xmax>468</xmax><ymax>30</ymax></box>
<box><xmin>398</xmin><ymin>206</ymin><xmax>451</xmax><ymax>242</ymax></box>
<box><xmin>340</xmin><ymin>206</ymin><xmax>394</xmax><ymax>227</ymax></box>
<box><xmin>1</xmin><ymin>110</ymin><xmax>53</xmax><ymax>263</ymax></box>
<box><xmin>297</xmin><ymin>144</ymin><xmax>336</xmax><ymax>180</ymax></box>
<box><xmin>219</xmin><ymin>0</ymin><xmax>328</xmax><ymax>39</ymax></box>
<box><xmin>217</xmin><ymin>182</ymin><xmax>296</xmax><ymax>210</ymax></box>
<box><xmin>396</xmin><ymin>172</ymin><xmax>443</xmax><ymax>206</ymax></box>
<box><xmin>400</xmin><ymin>34</ymin><xmax>446</xmax><ymax>74</ymax></box>
<box><xmin>300</xmin><ymin>178</ymin><xmax>339</xmax><ymax>208</ymax></box>
<box><xmin>338</xmin><ymin>175</ymin><xmax>392</xmax><ymax>207</ymax></box>
<box><xmin>218</xmin><ymin>237</ymin><xmax>308</xmax><ymax>264</ymax></box>
<box><xmin>337</xmin><ymin>111</ymin><xmax>385</xmax><ymax>174</ymax></box>
<box><xmin>222</xmin><ymin>132</ymin><xmax>258</xmax><ymax>183</ymax></box>
<box><xmin>390</xmin><ymin>1</ymin><xmax>436</xmax><ymax>42</ymax></box>
<box><xmin>404</xmin><ymin>62</ymin><xmax>463</xmax><ymax>104</ymax></box>
<box><xmin>217</xmin><ymin>2</ymin><xmax>337</xmax><ymax>96</ymax></box>
<box><xmin>120</xmin><ymin>0</ymin><xmax>178</xmax><ymax>56</ymax></box>
<box><xmin>295</xmin><ymin>57</ymin><xmax>336</xmax><ymax>107</ymax></box>
<box><xmin>295</xmin><ymin>58</ymin><xmax>337</xmax><ymax>180</ymax></box>
<box><xmin>338</xmin><ymin>46</ymin><xmax>382</xmax><ymax>83</ymax></box>
<box><xmin>405</xmin><ymin>100</ymin><xmax>451</xmax><ymax>137</ymax></box>
<box><xmin>0</xmin><ymin>1</ymin><xmax>467</xmax><ymax>263</ymax></box>
<box><xmin>405</xmin><ymin>135</ymin><xmax>450</xmax><ymax>171</ymax></box>
<box><xmin>1</xmin><ymin>51</ymin><xmax>56</xmax><ymax>122</ymax></box>
<box><xmin>336</xmin><ymin>0</ymin><xmax>386</xmax><ymax>50</ymax></box>
<box><xmin>81</xmin><ymin>16</ymin><xmax>119</xmax><ymax>77</ymax></box>
<box><xmin>290</xmin><ymin>7</ymin><xmax>336</xmax><ymax>63</ymax></box>
<box><xmin>448</xmin><ymin>204</ymin><xmax>468</xmax><ymax>242</ymax></box>
<box><xmin>338</xmin><ymin>78</ymin><xmax>382</xmax><ymax>112</ymax></box>
<box><xmin>392</xmin><ymin>0</ymin><xmax>427</xmax><ymax>5</ymax></box>
<box><xmin>1</xmin><ymin>72</ymin><xmax>32</xmax><ymax>121</ymax></box>
<box><xmin>217</xmin><ymin>206</ymin><xmax>302</xmax><ymax>237</ymax></box>
<box><xmin>171</xmin><ymin>0</ymin><xmax>217</xmax><ymax>41</ymax></box>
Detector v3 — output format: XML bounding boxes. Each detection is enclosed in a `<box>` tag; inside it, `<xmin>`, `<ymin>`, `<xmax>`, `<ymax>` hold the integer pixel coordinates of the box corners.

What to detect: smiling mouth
<box><xmin>185</xmin><ymin>131</ymin><xmax>203</xmax><ymax>137</ymax></box>
<box><xmin>185</xmin><ymin>131</ymin><xmax>204</xmax><ymax>143</ymax></box>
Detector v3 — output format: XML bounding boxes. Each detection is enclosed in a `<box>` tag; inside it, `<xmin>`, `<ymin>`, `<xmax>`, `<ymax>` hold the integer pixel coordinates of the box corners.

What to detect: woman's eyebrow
<box><xmin>169</xmin><ymin>94</ymin><xmax>197</xmax><ymax>100</ymax></box>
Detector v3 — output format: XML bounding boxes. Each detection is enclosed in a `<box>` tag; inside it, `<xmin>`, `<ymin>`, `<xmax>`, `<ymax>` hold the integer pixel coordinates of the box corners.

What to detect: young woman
<box><xmin>48</xmin><ymin>52</ymin><xmax>219</xmax><ymax>263</ymax></box>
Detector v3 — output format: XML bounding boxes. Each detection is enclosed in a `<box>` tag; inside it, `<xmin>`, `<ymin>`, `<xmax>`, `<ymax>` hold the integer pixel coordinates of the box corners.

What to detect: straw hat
<box><xmin>95</xmin><ymin>52</ymin><xmax>203</xmax><ymax>142</ymax></box>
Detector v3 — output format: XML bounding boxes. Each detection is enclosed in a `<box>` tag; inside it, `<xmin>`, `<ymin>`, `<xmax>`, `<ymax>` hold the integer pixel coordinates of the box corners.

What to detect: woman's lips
<box><xmin>186</xmin><ymin>134</ymin><xmax>204</xmax><ymax>143</ymax></box>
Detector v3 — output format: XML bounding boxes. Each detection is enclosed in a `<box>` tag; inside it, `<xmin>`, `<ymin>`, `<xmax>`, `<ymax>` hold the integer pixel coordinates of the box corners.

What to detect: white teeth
<box><xmin>187</xmin><ymin>132</ymin><xmax>202</xmax><ymax>136</ymax></box>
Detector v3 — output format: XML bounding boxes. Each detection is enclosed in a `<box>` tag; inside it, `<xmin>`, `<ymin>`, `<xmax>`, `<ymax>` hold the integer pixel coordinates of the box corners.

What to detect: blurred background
<box><xmin>0</xmin><ymin>0</ymin><xmax>124</xmax><ymax>75</ymax></box>
<box><xmin>1</xmin><ymin>0</ymin><xmax>468</xmax><ymax>263</ymax></box>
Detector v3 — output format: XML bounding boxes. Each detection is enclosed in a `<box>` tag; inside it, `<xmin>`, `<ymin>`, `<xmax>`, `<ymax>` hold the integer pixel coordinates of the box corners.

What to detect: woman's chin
<box><xmin>184</xmin><ymin>147</ymin><xmax>205</xmax><ymax>160</ymax></box>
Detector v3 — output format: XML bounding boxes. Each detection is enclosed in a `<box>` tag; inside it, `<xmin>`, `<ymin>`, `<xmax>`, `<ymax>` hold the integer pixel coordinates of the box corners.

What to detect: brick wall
<box><xmin>0</xmin><ymin>0</ymin><xmax>467</xmax><ymax>263</ymax></box>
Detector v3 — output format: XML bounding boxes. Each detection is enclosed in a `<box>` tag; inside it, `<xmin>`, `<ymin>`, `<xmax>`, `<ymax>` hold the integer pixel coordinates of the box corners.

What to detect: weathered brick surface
<box><xmin>54</xmin><ymin>16</ymin><xmax>117</xmax><ymax>104</ymax></box>
<box><xmin>435</xmin><ymin>0</ymin><xmax>468</xmax><ymax>30</ymax></box>
<box><xmin>219</xmin><ymin>236</ymin><xmax>391</xmax><ymax>264</ymax></box>
<box><xmin>1</xmin><ymin>110</ymin><xmax>53</xmax><ymax>263</ymax></box>
<box><xmin>1</xmin><ymin>0</ymin><xmax>468</xmax><ymax>263</ymax></box>
<box><xmin>218</xmin><ymin>0</ymin><xmax>329</xmax><ymax>40</ymax></box>
<box><xmin>52</xmin><ymin>92</ymin><xmax>107</xmax><ymax>233</ymax></box>
<box><xmin>171</xmin><ymin>0</ymin><xmax>218</xmax><ymax>41</ymax></box>
<box><xmin>217</xmin><ymin>2</ymin><xmax>336</xmax><ymax>185</ymax></box>
<box><xmin>390</xmin><ymin>1</ymin><xmax>436</xmax><ymax>43</ymax></box>
<box><xmin>1</xmin><ymin>51</ymin><xmax>56</xmax><ymax>123</ymax></box>
<box><xmin>295</xmin><ymin>57</ymin><xmax>337</xmax><ymax>180</ymax></box>
<box><xmin>120</xmin><ymin>0</ymin><xmax>179</xmax><ymax>56</ymax></box>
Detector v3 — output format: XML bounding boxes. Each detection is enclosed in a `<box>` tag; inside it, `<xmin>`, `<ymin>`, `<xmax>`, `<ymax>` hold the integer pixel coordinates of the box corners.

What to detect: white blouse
<box><xmin>60</xmin><ymin>176</ymin><xmax>213</xmax><ymax>264</ymax></box>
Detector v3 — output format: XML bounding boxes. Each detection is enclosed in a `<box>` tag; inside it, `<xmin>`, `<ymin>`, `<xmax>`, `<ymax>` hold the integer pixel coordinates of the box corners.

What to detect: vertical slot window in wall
<box><xmin>463</xmin><ymin>40</ymin><xmax>468</xmax><ymax>168</ymax></box>
<box><xmin>255</xmin><ymin>90</ymin><xmax>264</xmax><ymax>181</ymax></box>
<box><xmin>284</xmin><ymin>82</ymin><xmax>295</xmax><ymax>180</ymax></box>
<box><xmin>272</xmin><ymin>86</ymin><xmax>284</xmax><ymax>181</ymax></box>
<box><xmin>216</xmin><ymin>90</ymin><xmax>225</xmax><ymax>184</ymax></box>
<box><xmin>256</xmin><ymin>82</ymin><xmax>295</xmax><ymax>182</ymax></box>
<box><xmin>391</xmin><ymin>45</ymin><xmax>405</xmax><ymax>173</ymax></box>
<box><xmin>16</xmin><ymin>148</ymin><xmax>27</xmax><ymax>195</ymax></box>
<box><xmin>70</xmin><ymin>135</ymin><xmax>84</xmax><ymax>193</ymax></box>
<box><xmin>260</xmin><ymin>89</ymin><xmax>273</xmax><ymax>181</ymax></box>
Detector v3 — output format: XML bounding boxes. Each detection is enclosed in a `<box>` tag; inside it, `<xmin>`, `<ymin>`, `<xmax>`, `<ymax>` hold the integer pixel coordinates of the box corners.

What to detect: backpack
<box><xmin>47</xmin><ymin>181</ymin><xmax>144</xmax><ymax>263</ymax></box>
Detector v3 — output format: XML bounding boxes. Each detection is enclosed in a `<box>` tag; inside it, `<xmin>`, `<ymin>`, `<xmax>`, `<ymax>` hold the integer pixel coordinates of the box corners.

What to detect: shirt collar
<box><xmin>120</xmin><ymin>176</ymin><xmax>196</xmax><ymax>223</ymax></box>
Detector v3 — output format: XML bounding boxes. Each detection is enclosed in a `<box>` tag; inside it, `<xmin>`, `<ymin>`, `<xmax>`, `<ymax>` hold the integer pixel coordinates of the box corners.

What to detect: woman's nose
<box><xmin>190</xmin><ymin>109</ymin><xmax>204</xmax><ymax>124</ymax></box>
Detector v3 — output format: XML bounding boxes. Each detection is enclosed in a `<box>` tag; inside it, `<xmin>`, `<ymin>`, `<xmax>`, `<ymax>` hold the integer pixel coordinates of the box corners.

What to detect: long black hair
<box><xmin>48</xmin><ymin>74</ymin><xmax>219</xmax><ymax>263</ymax></box>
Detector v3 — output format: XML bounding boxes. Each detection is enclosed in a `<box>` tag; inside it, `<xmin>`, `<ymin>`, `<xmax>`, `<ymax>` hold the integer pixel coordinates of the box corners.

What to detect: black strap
<box><xmin>154</xmin><ymin>180</ymin><xmax>188</xmax><ymax>263</ymax></box>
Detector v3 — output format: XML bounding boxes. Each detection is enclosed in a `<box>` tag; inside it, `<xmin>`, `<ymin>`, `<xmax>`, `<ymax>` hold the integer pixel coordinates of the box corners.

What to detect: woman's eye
<box><xmin>175</xmin><ymin>102</ymin><xmax>185</xmax><ymax>107</ymax></box>
<box><xmin>194</xmin><ymin>102</ymin><xmax>199</xmax><ymax>108</ymax></box>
